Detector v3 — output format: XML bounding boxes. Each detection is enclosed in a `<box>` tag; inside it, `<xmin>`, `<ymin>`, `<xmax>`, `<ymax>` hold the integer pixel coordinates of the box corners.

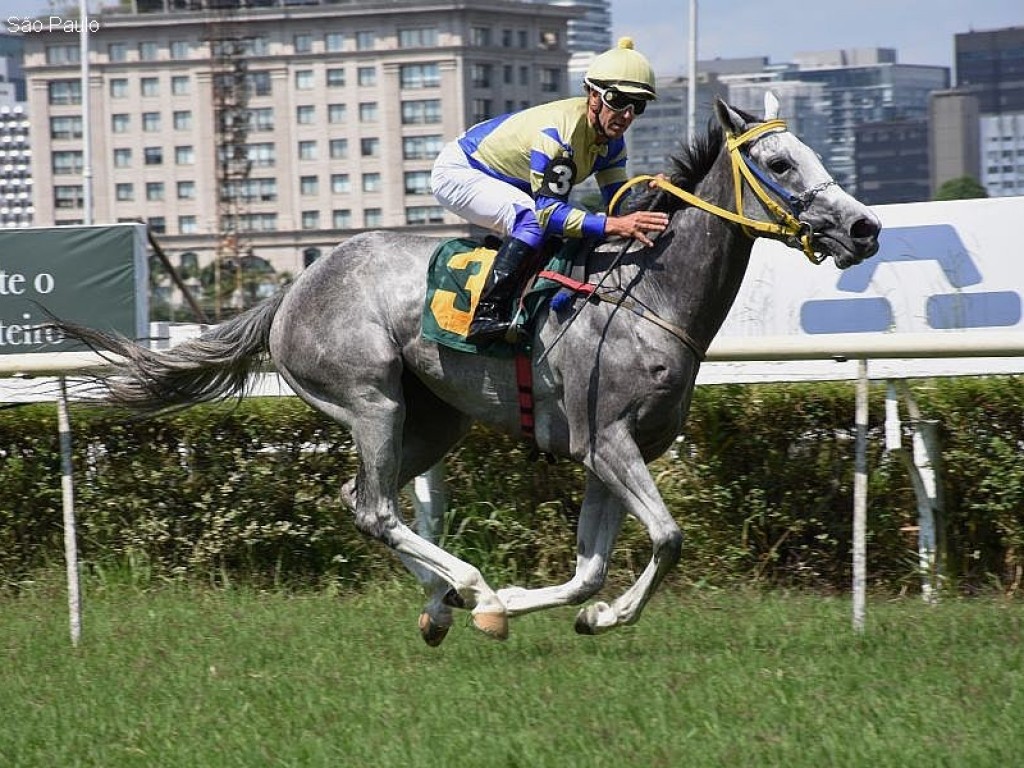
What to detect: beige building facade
<box><xmin>23</xmin><ymin>0</ymin><xmax>574</xmax><ymax>278</ymax></box>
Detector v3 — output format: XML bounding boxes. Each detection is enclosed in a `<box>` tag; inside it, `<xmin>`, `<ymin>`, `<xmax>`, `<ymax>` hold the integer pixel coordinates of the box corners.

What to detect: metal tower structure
<box><xmin>206</xmin><ymin>5</ymin><xmax>252</xmax><ymax>320</ymax></box>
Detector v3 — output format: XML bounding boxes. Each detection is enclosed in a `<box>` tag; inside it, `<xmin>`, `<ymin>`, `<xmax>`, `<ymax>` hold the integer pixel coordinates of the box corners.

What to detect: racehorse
<box><xmin>56</xmin><ymin>95</ymin><xmax>880</xmax><ymax>645</ymax></box>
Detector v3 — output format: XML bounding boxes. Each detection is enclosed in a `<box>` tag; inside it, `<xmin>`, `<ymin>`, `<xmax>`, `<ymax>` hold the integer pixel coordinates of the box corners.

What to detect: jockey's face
<box><xmin>587</xmin><ymin>87</ymin><xmax>640</xmax><ymax>142</ymax></box>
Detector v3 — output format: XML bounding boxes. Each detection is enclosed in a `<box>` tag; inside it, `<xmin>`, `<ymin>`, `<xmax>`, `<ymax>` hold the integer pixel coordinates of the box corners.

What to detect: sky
<box><xmin>3</xmin><ymin>0</ymin><xmax>1022</xmax><ymax>75</ymax></box>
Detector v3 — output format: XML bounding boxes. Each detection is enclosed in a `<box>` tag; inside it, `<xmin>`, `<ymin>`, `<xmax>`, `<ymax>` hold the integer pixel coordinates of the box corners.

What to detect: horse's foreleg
<box><xmin>497</xmin><ymin>471</ymin><xmax>624</xmax><ymax>617</ymax></box>
<box><xmin>575</xmin><ymin>428</ymin><xmax>683</xmax><ymax>634</ymax></box>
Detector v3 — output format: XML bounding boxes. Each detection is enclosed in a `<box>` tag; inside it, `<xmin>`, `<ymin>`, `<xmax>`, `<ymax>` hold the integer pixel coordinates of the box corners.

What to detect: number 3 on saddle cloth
<box><xmin>421</xmin><ymin>237</ymin><xmax>588</xmax><ymax>356</ymax></box>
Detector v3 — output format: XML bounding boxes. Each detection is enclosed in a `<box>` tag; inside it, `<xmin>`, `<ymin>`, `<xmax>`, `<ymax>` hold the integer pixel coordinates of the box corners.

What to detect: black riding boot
<box><xmin>466</xmin><ymin>237</ymin><xmax>536</xmax><ymax>344</ymax></box>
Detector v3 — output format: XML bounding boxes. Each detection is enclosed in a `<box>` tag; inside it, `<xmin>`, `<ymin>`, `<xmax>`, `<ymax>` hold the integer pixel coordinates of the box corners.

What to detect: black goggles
<box><xmin>593</xmin><ymin>84</ymin><xmax>648</xmax><ymax>115</ymax></box>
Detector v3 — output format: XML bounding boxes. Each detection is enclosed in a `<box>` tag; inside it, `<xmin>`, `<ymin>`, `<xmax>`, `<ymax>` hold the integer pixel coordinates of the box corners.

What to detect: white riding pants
<box><xmin>430</xmin><ymin>141</ymin><xmax>543</xmax><ymax>248</ymax></box>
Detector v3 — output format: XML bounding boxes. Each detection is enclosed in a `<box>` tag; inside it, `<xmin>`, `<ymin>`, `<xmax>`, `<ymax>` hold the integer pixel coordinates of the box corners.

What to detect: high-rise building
<box><xmin>709</xmin><ymin>49</ymin><xmax>948</xmax><ymax>200</ymax></box>
<box><xmin>22</xmin><ymin>0</ymin><xmax>575</xmax><ymax>280</ymax></box>
<box><xmin>544</xmin><ymin>0</ymin><xmax>612</xmax><ymax>89</ymax></box>
<box><xmin>955</xmin><ymin>26</ymin><xmax>1024</xmax><ymax>197</ymax></box>
<box><xmin>0</xmin><ymin>32</ymin><xmax>31</xmax><ymax>229</ymax></box>
<box><xmin>929</xmin><ymin>88</ymin><xmax>981</xmax><ymax>196</ymax></box>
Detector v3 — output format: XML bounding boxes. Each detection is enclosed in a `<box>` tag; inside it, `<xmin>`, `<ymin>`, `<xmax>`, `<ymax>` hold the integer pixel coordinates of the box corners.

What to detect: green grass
<box><xmin>1</xmin><ymin>581</ymin><xmax>1021</xmax><ymax>767</ymax></box>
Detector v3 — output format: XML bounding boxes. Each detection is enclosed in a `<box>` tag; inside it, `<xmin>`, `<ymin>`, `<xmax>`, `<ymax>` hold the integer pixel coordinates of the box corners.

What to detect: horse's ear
<box><xmin>764</xmin><ymin>91</ymin><xmax>780</xmax><ymax>120</ymax></box>
<box><xmin>714</xmin><ymin>97</ymin><xmax>749</xmax><ymax>136</ymax></box>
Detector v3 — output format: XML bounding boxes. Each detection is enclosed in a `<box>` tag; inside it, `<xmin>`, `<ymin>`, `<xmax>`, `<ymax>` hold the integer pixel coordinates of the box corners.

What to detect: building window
<box><xmin>502</xmin><ymin>29</ymin><xmax>513</xmax><ymax>48</ymax></box>
<box><xmin>359</xmin><ymin>102</ymin><xmax>378</xmax><ymax>123</ymax></box>
<box><xmin>110</xmin><ymin>78</ymin><xmax>129</xmax><ymax>98</ymax></box>
<box><xmin>142</xmin><ymin>112</ymin><xmax>161</xmax><ymax>132</ymax></box>
<box><xmin>54</xmin><ymin>185</ymin><xmax>84</xmax><ymax>209</ymax></box>
<box><xmin>399</xmin><ymin>63</ymin><xmax>440</xmax><ymax>89</ymax></box>
<box><xmin>249</xmin><ymin>108</ymin><xmax>274</xmax><ymax>132</ymax></box>
<box><xmin>297</xmin><ymin>105</ymin><xmax>315</xmax><ymax>124</ymax></box>
<box><xmin>332</xmin><ymin>209</ymin><xmax>351</xmax><ymax>228</ymax></box>
<box><xmin>298</xmin><ymin>140</ymin><xmax>318</xmax><ymax>161</ymax></box>
<box><xmin>108</xmin><ymin>42</ymin><xmax>127</xmax><ymax>62</ymax></box>
<box><xmin>45</xmin><ymin>44</ymin><xmax>79</xmax><ymax>65</ymax></box>
<box><xmin>300</xmin><ymin>175</ymin><xmax>319</xmax><ymax>195</ymax></box>
<box><xmin>517</xmin><ymin>30</ymin><xmax>528</xmax><ymax>48</ymax></box>
<box><xmin>112</xmin><ymin>114</ymin><xmax>130</xmax><ymax>133</ymax></box>
<box><xmin>301</xmin><ymin>210</ymin><xmax>320</xmax><ymax>229</ymax></box>
<box><xmin>356</xmin><ymin>31</ymin><xmax>375</xmax><ymax>50</ymax></box>
<box><xmin>295</xmin><ymin>70</ymin><xmax>314</xmax><ymax>90</ymax></box>
<box><xmin>325</xmin><ymin>32</ymin><xmax>344</xmax><ymax>53</ymax></box>
<box><xmin>327</xmin><ymin>68</ymin><xmax>346</xmax><ymax>88</ymax></box>
<box><xmin>402</xmin><ymin>134</ymin><xmax>443</xmax><ymax>160</ymax></box>
<box><xmin>113</xmin><ymin>148</ymin><xmax>132</xmax><ymax>167</ymax></box>
<box><xmin>471</xmin><ymin>99</ymin><xmax>493</xmax><ymax>123</ymax></box>
<box><xmin>173</xmin><ymin>110</ymin><xmax>192</xmax><ymax>131</ymax></box>
<box><xmin>147</xmin><ymin>216</ymin><xmax>166</xmax><ymax>234</ymax></box>
<box><xmin>519</xmin><ymin>66</ymin><xmax>529</xmax><ymax>86</ymax></box>
<box><xmin>139</xmin><ymin>41</ymin><xmax>159</xmax><ymax>61</ymax></box>
<box><xmin>294</xmin><ymin>34</ymin><xmax>312</xmax><ymax>54</ymax></box>
<box><xmin>52</xmin><ymin>150</ymin><xmax>84</xmax><ymax>175</ymax></box>
<box><xmin>358</xmin><ymin>66</ymin><xmax>377</xmax><ymax>87</ymax></box>
<box><xmin>329</xmin><ymin>139</ymin><xmax>348</xmax><ymax>159</ymax></box>
<box><xmin>48</xmin><ymin>80</ymin><xmax>81</xmax><ymax>106</ymax></box>
<box><xmin>330</xmin><ymin>173</ymin><xmax>351</xmax><ymax>193</ymax></box>
<box><xmin>170</xmin><ymin>40</ymin><xmax>190</xmax><ymax>60</ymax></box>
<box><xmin>248</xmin><ymin>143</ymin><xmax>276</xmax><ymax>167</ymax></box>
<box><xmin>328</xmin><ymin>104</ymin><xmax>347</xmax><ymax>124</ymax></box>
<box><xmin>362</xmin><ymin>173</ymin><xmax>382</xmax><ymax>192</ymax></box>
<box><xmin>177</xmin><ymin>180</ymin><xmax>196</xmax><ymax>200</ymax></box>
<box><xmin>141</xmin><ymin>77</ymin><xmax>159</xmax><ymax>97</ymax></box>
<box><xmin>471</xmin><ymin>64</ymin><xmax>493</xmax><ymax>89</ymax></box>
<box><xmin>146</xmin><ymin>182</ymin><xmax>165</xmax><ymax>201</ymax></box>
<box><xmin>471</xmin><ymin>27</ymin><xmax>492</xmax><ymax>47</ymax></box>
<box><xmin>404</xmin><ymin>170</ymin><xmax>432</xmax><ymax>195</ymax></box>
<box><xmin>115</xmin><ymin>183</ymin><xmax>134</xmax><ymax>202</ymax></box>
<box><xmin>175</xmin><ymin>146</ymin><xmax>195</xmax><ymax>165</ymax></box>
<box><xmin>249</xmin><ymin>72</ymin><xmax>272</xmax><ymax>97</ymax></box>
<box><xmin>178</xmin><ymin>215</ymin><xmax>198</xmax><ymax>234</ymax></box>
<box><xmin>171</xmin><ymin>76</ymin><xmax>190</xmax><ymax>96</ymax></box>
<box><xmin>398</xmin><ymin>27</ymin><xmax>438</xmax><ymax>48</ymax></box>
<box><xmin>364</xmin><ymin>208</ymin><xmax>382</xmax><ymax>227</ymax></box>
<box><xmin>144</xmin><ymin>147</ymin><xmax>163</xmax><ymax>165</ymax></box>
<box><xmin>405</xmin><ymin>205</ymin><xmax>445</xmax><ymax>225</ymax></box>
<box><xmin>50</xmin><ymin>116</ymin><xmax>83</xmax><ymax>140</ymax></box>
<box><xmin>401</xmin><ymin>99</ymin><xmax>442</xmax><ymax>125</ymax></box>
<box><xmin>540</xmin><ymin>68</ymin><xmax>561</xmax><ymax>93</ymax></box>
<box><xmin>360</xmin><ymin>137</ymin><xmax>380</xmax><ymax>157</ymax></box>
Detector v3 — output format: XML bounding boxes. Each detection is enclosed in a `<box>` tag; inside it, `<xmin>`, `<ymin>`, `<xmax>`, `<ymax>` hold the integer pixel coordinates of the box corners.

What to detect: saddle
<box><xmin>421</xmin><ymin>237</ymin><xmax>593</xmax><ymax>356</ymax></box>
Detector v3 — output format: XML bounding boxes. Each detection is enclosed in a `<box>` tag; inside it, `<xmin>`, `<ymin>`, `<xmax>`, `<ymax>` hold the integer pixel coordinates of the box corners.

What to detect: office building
<box><xmin>956</xmin><ymin>27</ymin><xmax>1024</xmax><ymax>197</ymax></box>
<box><xmin>929</xmin><ymin>88</ymin><xmax>981</xmax><ymax>196</ymax></box>
<box><xmin>22</xmin><ymin>0</ymin><xmax>575</xmax><ymax>281</ymax></box>
<box><xmin>1</xmin><ymin>32</ymin><xmax>31</xmax><ymax>228</ymax></box>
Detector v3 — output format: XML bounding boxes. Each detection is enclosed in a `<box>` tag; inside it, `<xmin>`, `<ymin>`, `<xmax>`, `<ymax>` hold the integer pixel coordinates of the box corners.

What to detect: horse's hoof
<box><xmin>574</xmin><ymin>602</ymin><xmax>616</xmax><ymax>635</ymax></box>
<box><xmin>418</xmin><ymin>612</ymin><xmax>451</xmax><ymax>647</ymax></box>
<box><xmin>471</xmin><ymin>611</ymin><xmax>509</xmax><ymax>641</ymax></box>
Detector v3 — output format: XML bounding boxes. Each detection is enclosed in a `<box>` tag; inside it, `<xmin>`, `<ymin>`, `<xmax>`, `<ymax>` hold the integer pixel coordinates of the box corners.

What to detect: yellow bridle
<box><xmin>609</xmin><ymin>119</ymin><xmax>823</xmax><ymax>264</ymax></box>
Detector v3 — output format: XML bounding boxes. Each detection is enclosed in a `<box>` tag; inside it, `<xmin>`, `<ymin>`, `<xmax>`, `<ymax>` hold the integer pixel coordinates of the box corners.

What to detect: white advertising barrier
<box><xmin>702</xmin><ymin>196</ymin><xmax>1024</xmax><ymax>383</ymax></box>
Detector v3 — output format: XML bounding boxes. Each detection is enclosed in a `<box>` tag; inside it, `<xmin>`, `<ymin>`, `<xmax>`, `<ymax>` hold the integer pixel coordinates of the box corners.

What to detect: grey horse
<box><xmin>57</xmin><ymin>95</ymin><xmax>880</xmax><ymax>645</ymax></box>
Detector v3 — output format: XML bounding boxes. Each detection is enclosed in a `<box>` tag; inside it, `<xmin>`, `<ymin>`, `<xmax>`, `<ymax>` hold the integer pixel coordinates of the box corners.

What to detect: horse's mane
<box><xmin>627</xmin><ymin>106</ymin><xmax>760</xmax><ymax>215</ymax></box>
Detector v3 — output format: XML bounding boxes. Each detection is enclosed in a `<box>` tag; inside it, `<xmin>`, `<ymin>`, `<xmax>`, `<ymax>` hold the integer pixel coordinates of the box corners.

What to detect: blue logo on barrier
<box><xmin>800</xmin><ymin>224</ymin><xmax>1022</xmax><ymax>334</ymax></box>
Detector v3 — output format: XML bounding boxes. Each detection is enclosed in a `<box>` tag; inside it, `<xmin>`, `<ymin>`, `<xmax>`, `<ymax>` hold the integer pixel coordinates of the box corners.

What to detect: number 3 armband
<box><xmin>541</xmin><ymin>155</ymin><xmax>577</xmax><ymax>201</ymax></box>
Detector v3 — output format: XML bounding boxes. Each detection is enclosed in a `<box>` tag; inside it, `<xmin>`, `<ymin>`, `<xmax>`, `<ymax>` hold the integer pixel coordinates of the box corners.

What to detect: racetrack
<box><xmin>2</xmin><ymin>582</ymin><xmax>1020</xmax><ymax>767</ymax></box>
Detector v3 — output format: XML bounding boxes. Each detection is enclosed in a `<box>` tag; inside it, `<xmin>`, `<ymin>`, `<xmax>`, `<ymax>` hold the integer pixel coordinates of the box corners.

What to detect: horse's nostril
<box><xmin>850</xmin><ymin>217</ymin><xmax>880</xmax><ymax>240</ymax></box>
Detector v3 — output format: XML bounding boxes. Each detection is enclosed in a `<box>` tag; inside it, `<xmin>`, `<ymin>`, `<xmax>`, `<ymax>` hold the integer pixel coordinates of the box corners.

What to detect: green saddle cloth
<box><xmin>421</xmin><ymin>238</ymin><xmax>582</xmax><ymax>356</ymax></box>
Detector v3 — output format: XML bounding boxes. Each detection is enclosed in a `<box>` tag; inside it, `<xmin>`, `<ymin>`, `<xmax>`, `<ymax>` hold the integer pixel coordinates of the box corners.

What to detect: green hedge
<box><xmin>2</xmin><ymin>377</ymin><xmax>1021</xmax><ymax>594</ymax></box>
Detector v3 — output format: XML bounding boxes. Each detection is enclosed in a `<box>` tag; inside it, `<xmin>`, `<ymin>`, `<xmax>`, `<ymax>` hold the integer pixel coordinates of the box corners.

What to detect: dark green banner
<box><xmin>0</xmin><ymin>224</ymin><xmax>147</xmax><ymax>355</ymax></box>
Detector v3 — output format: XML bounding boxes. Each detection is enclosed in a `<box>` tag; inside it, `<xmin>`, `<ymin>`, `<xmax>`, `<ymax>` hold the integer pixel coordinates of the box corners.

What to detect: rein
<box><xmin>609</xmin><ymin>119</ymin><xmax>825</xmax><ymax>265</ymax></box>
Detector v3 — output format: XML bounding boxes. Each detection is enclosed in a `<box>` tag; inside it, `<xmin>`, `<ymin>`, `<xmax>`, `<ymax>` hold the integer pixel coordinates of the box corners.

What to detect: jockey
<box><xmin>430</xmin><ymin>37</ymin><xmax>670</xmax><ymax>344</ymax></box>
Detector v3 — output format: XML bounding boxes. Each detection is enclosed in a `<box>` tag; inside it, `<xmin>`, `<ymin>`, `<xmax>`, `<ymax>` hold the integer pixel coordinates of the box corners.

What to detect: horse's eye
<box><xmin>768</xmin><ymin>159</ymin><xmax>791</xmax><ymax>175</ymax></box>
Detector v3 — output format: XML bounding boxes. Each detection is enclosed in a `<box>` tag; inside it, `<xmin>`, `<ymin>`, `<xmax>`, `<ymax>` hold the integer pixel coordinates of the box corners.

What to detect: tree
<box><xmin>934</xmin><ymin>176</ymin><xmax>988</xmax><ymax>201</ymax></box>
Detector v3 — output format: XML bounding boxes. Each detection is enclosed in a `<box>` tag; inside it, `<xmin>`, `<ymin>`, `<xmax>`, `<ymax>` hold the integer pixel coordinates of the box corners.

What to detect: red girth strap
<box><xmin>515</xmin><ymin>352</ymin><xmax>534</xmax><ymax>439</ymax></box>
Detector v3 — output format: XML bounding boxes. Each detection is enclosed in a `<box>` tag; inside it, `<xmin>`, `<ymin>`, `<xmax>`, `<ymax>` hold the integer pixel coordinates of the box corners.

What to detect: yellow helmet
<box><xmin>584</xmin><ymin>37</ymin><xmax>657</xmax><ymax>99</ymax></box>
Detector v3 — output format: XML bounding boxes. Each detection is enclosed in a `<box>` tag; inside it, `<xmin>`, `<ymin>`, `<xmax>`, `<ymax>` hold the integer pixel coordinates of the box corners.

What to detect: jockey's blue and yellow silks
<box><xmin>456</xmin><ymin>98</ymin><xmax>629</xmax><ymax>240</ymax></box>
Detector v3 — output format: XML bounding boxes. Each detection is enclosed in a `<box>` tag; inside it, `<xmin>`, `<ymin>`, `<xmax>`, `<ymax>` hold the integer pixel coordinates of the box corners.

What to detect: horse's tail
<box><xmin>55</xmin><ymin>289</ymin><xmax>288</xmax><ymax>416</ymax></box>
